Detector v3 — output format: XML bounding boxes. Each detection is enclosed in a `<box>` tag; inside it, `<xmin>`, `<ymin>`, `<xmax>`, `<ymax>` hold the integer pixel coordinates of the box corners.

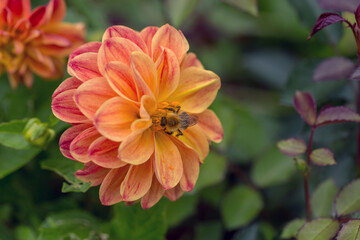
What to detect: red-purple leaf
<box><xmin>308</xmin><ymin>13</ymin><xmax>350</xmax><ymax>39</ymax></box>
<box><xmin>317</xmin><ymin>0</ymin><xmax>360</xmax><ymax>12</ymax></box>
<box><xmin>350</xmin><ymin>66</ymin><xmax>360</xmax><ymax>81</ymax></box>
<box><xmin>293</xmin><ymin>91</ymin><xmax>317</xmax><ymax>126</ymax></box>
<box><xmin>313</xmin><ymin>57</ymin><xmax>355</xmax><ymax>82</ymax></box>
<box><xmin>310</xmin><ymin>148</ymin><xmax>336</xmax><ymax>166</ymax></box>
<box><xmin>277</xmin><ymin>138</ymin><xmax>307</xmax><ymax>157</ymax></box>
<box><xmin>316</xmin><ymin>106</ymin><xmax>360</xmax><ymax>127</ymax></box>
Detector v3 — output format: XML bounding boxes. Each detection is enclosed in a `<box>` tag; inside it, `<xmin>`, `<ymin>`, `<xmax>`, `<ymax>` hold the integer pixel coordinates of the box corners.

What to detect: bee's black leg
<box><xmin>164</xmin><ymin>128</ymin><xmax>173</xmax><ymax>135</ymax></box>
<box><xmin>175</xmin><ymin>106</ymin><xmax>181</xmax><ymax>113</ymax></box>
<box><xmin>176</xmin><ymin>129</ymin><xmax>183</xmax><ymax>137</ymax></box>
<box><xmin>164</xmin><ymin>107</ymin><xmax>176</xmax><ymax>113</ymax></box>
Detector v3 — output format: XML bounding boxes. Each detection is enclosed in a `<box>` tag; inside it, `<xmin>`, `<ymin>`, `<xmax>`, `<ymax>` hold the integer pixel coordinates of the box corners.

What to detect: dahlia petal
<box><xmin>119</xmin><ymin>129</ymin><xmax>154</xmax><ymax>165</ymax></box>
<box><xmin>197</xmin><ymin>109</ymin><xmax>223</xmax><ymax>143</ymax></box>
<box><xmin>156</xmin><ymin>48</ymin><xmax>180</xmax><ymax>102</ymax></box>
<box><xmin>172</xmin><ymin>139</ymin><xmax>200</xmax><ymax>192</ymax></box>
<box><xmin>52</xmin><ymin>77</ymin><xmax>89</xmax><ymax>123</ymax></box>
<box><xmin>104</xmin><ymin>61</ymin><xmax>138</xmax><ymax>102</ymax></box>
<box><xmin>0</xmin><ymin>1</ymin><xmax>8</xmax><ymax>12</ymax></box>
<box><xmin>8</xmin><ymin>0</ymin><xmax>30</xmax><ymax>20</ymax></box>
<box><xmin>41</xmin><ymin>33</ymin><xmax>71</xmax><ymax>47</ymax></box>
<box><xmin>70</xmin><ymin>126</ymin><xmax>101</xmax><ymax>163</ymax></box>
<box><xmin>167</xmin><ymin>67</ymin><xmax>220</xmax><ymax>113</ymax></box>
<box><xmin>69</xmin><ymin>42</ymin><xmax>101</xmax><ymax>61</ymax></box>
<box><xmin>130</xmin><ymin>51</ymin><xmax>157</xmax><ymax>97</ymax></box>
<box><xmin>68</xmin><ymin>52</ymin><xmax>101</xmax><ymax>82</ymax></box>
<box><xmin>94</xmin><ymin>97</ymin><xmax>139</xmax><ymax>142</ymax></box>
<box><xmin>29</xmin><ymin>6</ymin><xmax>47</xmax><ymax>28</ymax></box>
<box><xmin>26</xmin><ymin>49</ymin><xmax>58</xmax><ymax>78</ymax></box>
<box><xmin>98</xmin><ymin>37</ymin><xmax>142</xmax><ymax>75</ymax></box>
<box><xmin>89</xmin><ymin>136</ymin><xmax>126</xmax><ymax>168</ymax></box>
<box><xmin>75</xmin><ymin>162</ymin><xmax>110</xmax><ymax>187</ymax></box>
<box><xmin>140</xmin><ymin>26</ymin><xmax>158</xmax><ymax>56</ymax></box>
<box><xmin>46</xmin><ymin>0</ymin><xmax>66</xmax><ymax>23</ymax></box>
<box><xmin>99</xmin><ymin>166</ymin><xmax>129</xmax><ymax>205</ymax></box>
<box><xmin>59</xmin><ymin>123</ymin><xmax>92</xmax><ymax>160</ymax></box>
<box><xmin>120</xmin><ymin>160</ymin><xmax>153</xmax><ymax>201</ymax></box>
<box><xmin>154</xmin><ymin>132</ymin><xmax>183</xmax><ymax>190</ymax></box>
<box><xmin>164</xmin><ymin>185</ymin><xmax>184</xmax><ymax>201</ymax></box>
<box><xmin>151</xmin><ymin>24</ymin><xmax>189</xmax><ymax>62</ymax></box>
<box><xmin>74</xmin><ymin>77</ymin><xmax>117</xmax><ymax>120</ymax></box>
<box><xmin>178</xmin><ymin>125</ymin><xmax>209</xmax><ymax>163</ymax></box>
<box><xmin>130</xmin><ymin>119</ymin><xmax>153</xmax><ymax>132</ymax></box>
<box><xmin>181</xmin><ymin>52</ymin><xmax>204</xmax><ymax>70</ymax></box>
<box><xmin>139</xmin><ymin>95</ymin><xmax>156</xmax><ymax>119</ymax></box>
<box><xmin>141</xmin><ymin>176</ymin><xmax>165</xmax><ymax>209</ymax></box>
<box><xmin>102</xmin><ymin>25</ymin><xmax>148</xmax><ymax>54</ymax></box>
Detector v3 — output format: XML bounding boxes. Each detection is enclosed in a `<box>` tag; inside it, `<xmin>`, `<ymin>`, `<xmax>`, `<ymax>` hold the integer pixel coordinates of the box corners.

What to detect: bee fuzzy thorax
<box><xmin>151</xmin><ymin>104</ymin><xmax>198</xmax><ymax>136</ymax></box>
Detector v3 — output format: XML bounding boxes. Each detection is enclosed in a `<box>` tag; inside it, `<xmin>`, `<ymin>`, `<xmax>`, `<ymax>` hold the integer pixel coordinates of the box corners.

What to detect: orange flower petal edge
<box><xmin>0</xmin><ymin>0</ymin><xmax>85</xmax><ymax>88</ymax></box>
<box><xmin>51</xmin><ymin>24</ymin><xmax>224</xmax><ymax>208</ymax></box>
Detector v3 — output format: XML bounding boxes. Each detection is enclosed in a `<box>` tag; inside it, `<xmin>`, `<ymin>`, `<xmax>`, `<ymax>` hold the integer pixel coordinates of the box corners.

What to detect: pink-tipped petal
<box><xmin>29</xmin><ymin>6</ymin><xmax>47</xmax><ymax>28</ymax></box>
<box><xmin>102</xmin><ymin>25</ymin><xmax>148</xmax><ymax>54</ymax></box>
<box><xmin>74</xmin><ymin>77</ymin><xmax>117</xmax><ymax>121</ymax></box>
<box><xmin>75</xmin><ymin>162</ymin><xmax>110</xmax><ymax>186</ymax></box>
<box><xmin>167</xmin><ymin>67</ymin><xmax>220</xmax><ymax>113</ymax></box>
<box><xmin>181</xmin><ymin>52</ymin><xmax>204</xmax><ymax>70</ymax></box>
<box><xmin>164</xmin><ymin>185</ymin><xmax>184</xmax><ymax>201</ymax></box>
<box><xmin>140</xmin><ymin>26</ymin><xmax>158</xmax><ymax>56</ymax></box>
<box><xmin>154</xmin><ymin>132</ymin><xmax>183</xmax><ymax>190</ymax></box>
<box><xmin>46</xmin><ymin>0</ymin><xmax>66</xmax><ymax>23</ymax></box>
<box><xmin>69</xmin><ymin>126</ymin><xmax>101</xmax><ymax>163</ymax></box>
<box><xmin>89</xmin><ymin>136</ymin><xmax>126</xmax><ymax>168</ymax></box>
<box><xmin>69</xmin><ymin>42</ymin><xmax>101</xmax><ymax>61</ymax></box>
<box><xmin>172</xmin><ymin>138</ymin><xmax>200</xmax><ymax>192</ymax></box>
<box><xmin>120</xmin><ymin>160</ymin><xmax>153</xmax><ymax>201</ymax></box>
<box><xmin>67</xmin><ymin>53</ymin><xmax>101</xmax><ymax>82</ymax></box>
<box><xmin>104</xmin><ymin>61</ymin><xmax>138</xmax><ymax>102</ymax></box>
<box><xmin>197</xmin><ymin>109</ymin><xmax>223</xmax><ymax>143</ymax></box>
<box><xmin>130</xmin><ymin>51</ymin><xmax>157</xmax><ymax>97</ymax></box>
<box><xmin>99</xmin><ymin>166</ymin><xmax>129</xmax><ymax>205</ymax></box>
<box><xmin>119</xmin><ymin>129</ymin><xmax>154</xmax><ymax>165</ymax></box>
<box><xmin>151</xmin><ymin>24</ymin><xmax>189</xmax><ymax>62</ymax></box>
<box><xmin>141</xmin><ymin>176</ymin><xmax>165</xmax><ymax>209</ymax></box>
<box><xmin>98</xmin><ymin>37</ymin><xmax>142</xmax><ymax>75</ymax></box>
<box><xmin>8</xmin><ymin>0</ymin><xmax>30</xmax><ymax>20</ymax></box>
<box><xmin>59</xmin><ymin>123</ymin><xmax>92</xmax><ymax>160</ymax></box>
<box><xmin>94</xmin><ymin>97</ymin><xmax>139</xmax><ymax>142</ymax></box>
<box><xmin>52</xmin><ymin>77</ymin><xmax>89</xmax><ymax>124</ymax></box>
<box><xmin>156</xmin><ymin>48</ymin><xmax>180</xmax><ymax>102</ymax></box>
<box><xmin>178</xmin><ymin>125</ymin><xmax>209</xmax><ymax>163</ymax></box>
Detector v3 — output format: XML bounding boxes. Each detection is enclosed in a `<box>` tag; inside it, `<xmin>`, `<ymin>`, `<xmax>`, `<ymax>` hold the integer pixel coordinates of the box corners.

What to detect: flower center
<box><xmin>150</xmin><ymin>103</ymin><xmax>198</xmax><ymax>137</ymax></box>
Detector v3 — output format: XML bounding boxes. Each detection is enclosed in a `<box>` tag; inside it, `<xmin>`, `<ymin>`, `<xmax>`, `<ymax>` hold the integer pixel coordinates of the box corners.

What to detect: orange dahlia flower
<box><xmin>52</xmin><ymin>24</ymin><xmax>223</xmax><ymax>208</ymax></box>
<box><xmin>0</xmin><ymin>0</ymin><xmax>85</xmax><ymax>88</ymax></box>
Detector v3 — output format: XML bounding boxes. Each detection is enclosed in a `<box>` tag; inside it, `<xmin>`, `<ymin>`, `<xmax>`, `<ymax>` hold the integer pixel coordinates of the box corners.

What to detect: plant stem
<box><xmin>357</xmin><ymin>54</ymin><xmax>360</xmax><ymax>175</ymax></box>
<box><xmin>304</xmin><ymin>127</ymin><xmax>315</xmax><ymax>221</ymax></box>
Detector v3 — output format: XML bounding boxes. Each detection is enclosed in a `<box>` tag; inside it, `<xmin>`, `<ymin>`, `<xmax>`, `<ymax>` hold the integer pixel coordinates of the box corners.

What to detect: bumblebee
<box><xmin>153</xmin><ymin>105</ymin><xmax>198</xmax><ymax>136</ymax></box>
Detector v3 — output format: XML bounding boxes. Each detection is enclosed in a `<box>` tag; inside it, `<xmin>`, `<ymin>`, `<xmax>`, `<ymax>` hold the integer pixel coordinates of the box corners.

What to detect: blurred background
<box><xmin>0</xmin><ymin>0</ymin><xmax>359</xmax><ymax>239</ymax></box>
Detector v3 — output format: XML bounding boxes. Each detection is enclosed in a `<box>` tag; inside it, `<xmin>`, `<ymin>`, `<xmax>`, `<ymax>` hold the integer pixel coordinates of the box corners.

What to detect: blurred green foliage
<box><xmin>1</xmin><ymin>0</ymin><xmax>360</xmax><ymax>239</ymax></box>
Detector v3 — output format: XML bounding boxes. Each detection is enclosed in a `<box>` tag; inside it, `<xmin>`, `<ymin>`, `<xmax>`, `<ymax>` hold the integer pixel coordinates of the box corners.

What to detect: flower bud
<box><xmin>23</xmin><ymin>118</ymin><xmax>55</xmax><ymax>148</ymax></box>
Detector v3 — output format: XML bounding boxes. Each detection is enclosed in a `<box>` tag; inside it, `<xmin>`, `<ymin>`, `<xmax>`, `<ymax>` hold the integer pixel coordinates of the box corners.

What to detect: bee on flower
<box><xmin>0</xmin><ymin>0</ymin><xmax>85</xmax><ymax>88</ymax></box>
<box><xmin>52</xmin><ymin>24</ymin><xmax>223</xmax><ymax>208</ymax></box>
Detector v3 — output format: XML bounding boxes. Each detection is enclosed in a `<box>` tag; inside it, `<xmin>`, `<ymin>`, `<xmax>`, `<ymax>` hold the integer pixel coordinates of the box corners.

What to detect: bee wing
<box><xmin>179</xmin><ymin>112</ymin><xmax>198</xmax><ymax>129</ymax></box>
<box><xmin>187</xmin><ymin>114</ymin><xmax>199</xmax><ymax>127</ymax></box>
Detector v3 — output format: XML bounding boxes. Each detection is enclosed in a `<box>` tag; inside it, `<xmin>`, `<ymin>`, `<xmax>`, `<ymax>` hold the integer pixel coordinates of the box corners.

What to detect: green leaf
<box><xmin>14</xmin><ymin>226</ymin><xmax>36</xmax><ymax>240</ymax></box>
<box><xmin>337</xmin><ymin>220</ymin><xmax>360</xmax><ymax>240</ymax></box>
<box><xmin>0</xmin><ymin>145</ymin><xmax>40</xmax><ymax>179</ymax></box>
<box><xmin>221</xmin><ymin>185</ymin><xmax>263</xmax><ymax>230</ymax></box>
<box><xmin>251</xmin><ymin>146</ymin><xmax>296</xmax><ymax>188</ymax></box>
<box><xmin>311</xmin><ymin>179</ymin><xmax>338</xmax><ymax>217</ymax></box>
<box><xmin>110</xmin><ymin>202</ymin><xmax>167</xmax><ymax>240</ymax></box>
<box><xmin>336</xmin><ymin>179</ymin><xmax>360</xmax><ymax>216</ymax></box>
<box><xmin>277</xmin><ymin>138</ymin><xmax>307</xmax><ymax>157</ymax></box>
<box><xmin>193</xmin><ymin>152</ymin><xmax>227</xmax><ymax>192</ymax></box>
<box><xmin>232</xmin><ymin>224</ymin><xmax>260</xmax><ymax>240</ymax></box>
<box><xmin>38</xmin><ymin>211</ymin><xmax>107</xmax><ymax>240</ymax></box>
<box><xmin>166</xmin><ymin>195</ymin><xmax>198</xmax><ymax>228</ymax></box>
<box><xmin>0</xmin><ymin>119</ymin><xmax>32</xmax><ymax>150</ymax></box>
<box><xmin>297</xmin><ymin>218</ymin><xmax>340</xmax><ymax>240</ymax></box>
<box><xmin>194</xmin><ymin>221</ymin><xmax>223</xmax><ymax>240</ymax></box>
<box><xmin>310</xmin><ymin>148</ymin><xmax>336</xmax><ymax>166</ymax></box>
<box><xmin>165</xmin><ymin>0</ymin><xmax>198</xmax><ymax>27</ymax></box>
<box><xmin>280</xmin><ymin>219</ymin><xmax>306</xmax><ymax>239</ymax></box>
<box><xmin>223</xmin><ymin>0</ymin><xmax>258</xmax><ymax>16</ymax></box>
<box><xmin>41</xmin><ymin>158</ymin><xmax>90</xmax><ymax>193</ymax></box>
